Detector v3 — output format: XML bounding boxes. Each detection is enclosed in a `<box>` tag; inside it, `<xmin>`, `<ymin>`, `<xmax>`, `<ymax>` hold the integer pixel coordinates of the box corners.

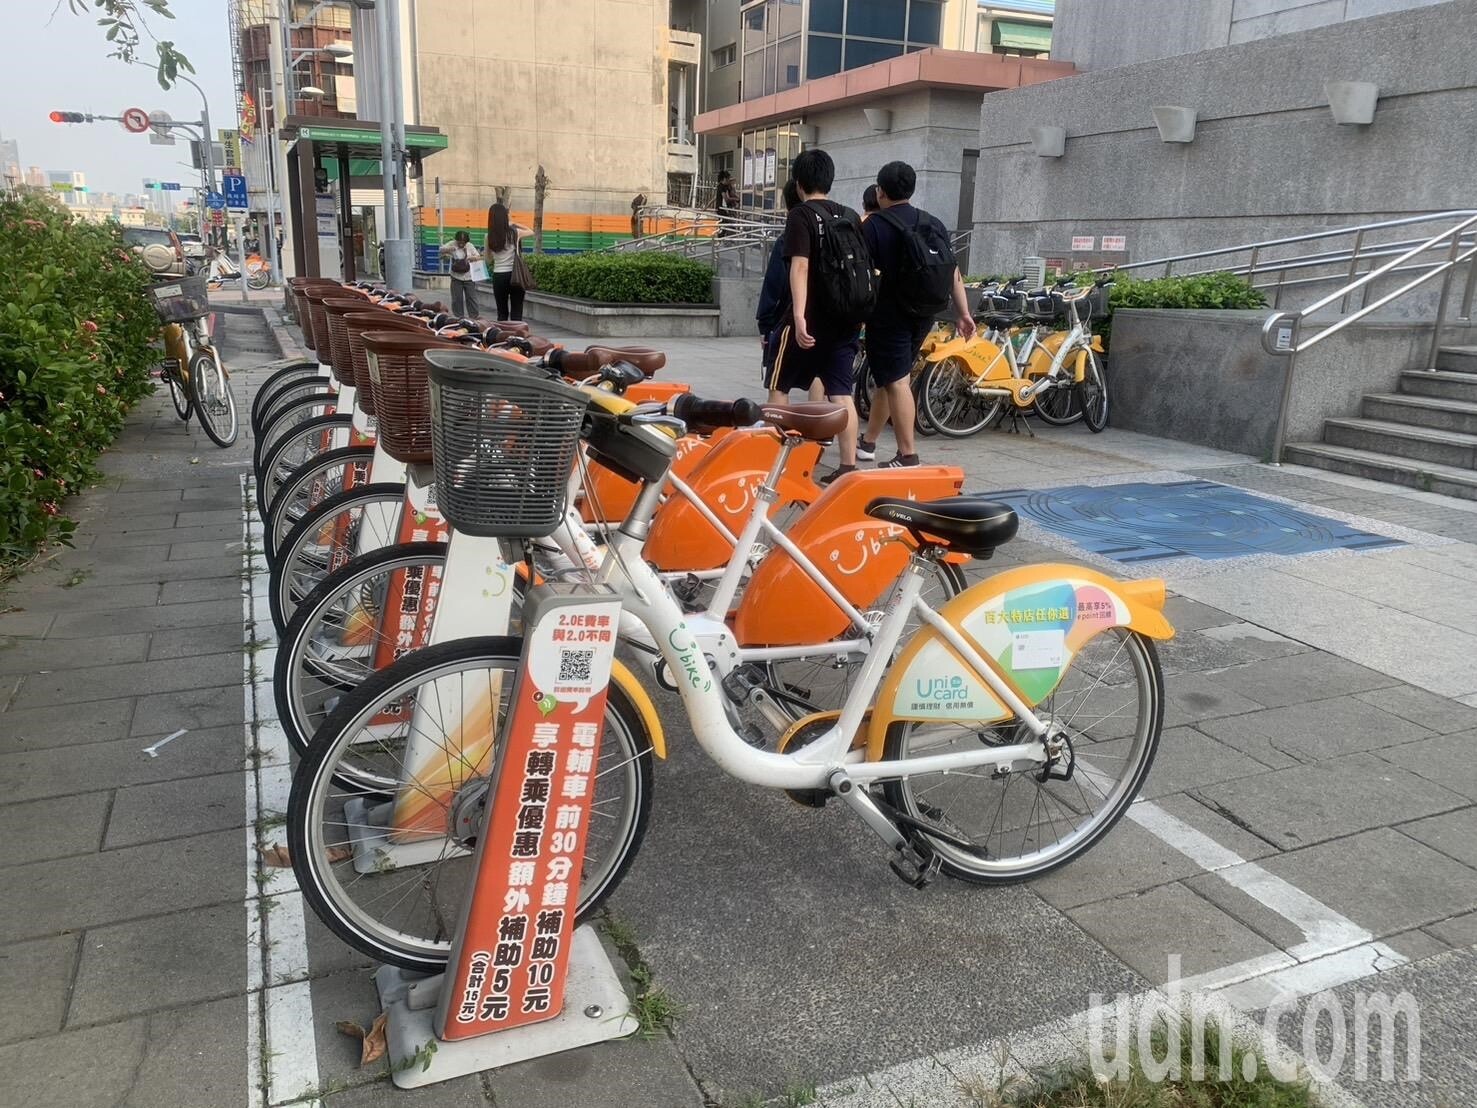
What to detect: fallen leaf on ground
<box><xmin>335</xmin><ymin>1012</ymin><xmax>389</xmax><ymax>1066</ymax></box>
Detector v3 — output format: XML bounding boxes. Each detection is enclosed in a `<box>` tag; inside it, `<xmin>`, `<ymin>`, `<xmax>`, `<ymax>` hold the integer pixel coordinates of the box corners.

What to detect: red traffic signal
<box><xmin>49</xmin><ymin>111</ymin><xmax>86</xmax><ymax>124</ymax></box>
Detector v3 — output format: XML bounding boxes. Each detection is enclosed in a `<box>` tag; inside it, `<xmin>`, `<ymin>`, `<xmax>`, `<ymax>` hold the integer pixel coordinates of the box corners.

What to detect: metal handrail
<box><xmin>1261</xmin><ymin>211</ymin><xmax>1477</xmax><ymax>463</ymax></box>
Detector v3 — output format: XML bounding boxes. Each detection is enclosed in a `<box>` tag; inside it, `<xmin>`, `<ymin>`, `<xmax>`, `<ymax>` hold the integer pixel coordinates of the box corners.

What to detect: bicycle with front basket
<box><xmin>147</xmin><ymin>274</ymin><xmax>238</xmax><ymax>447</ymax></box>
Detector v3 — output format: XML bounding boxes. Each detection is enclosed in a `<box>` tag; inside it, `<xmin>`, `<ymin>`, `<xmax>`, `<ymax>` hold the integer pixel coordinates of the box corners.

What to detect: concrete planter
<box><xmin>523</xmin><ymin>291</ymin><xmax>720</xmax><ymax>337</ymax></box>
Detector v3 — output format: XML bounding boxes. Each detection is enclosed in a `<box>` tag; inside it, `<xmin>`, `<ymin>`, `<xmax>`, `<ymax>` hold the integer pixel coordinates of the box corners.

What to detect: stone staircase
<box><xmin>1284</xmin><ymin>345</ymin><xmax>1477</xmax><ymax>500</ymax></box>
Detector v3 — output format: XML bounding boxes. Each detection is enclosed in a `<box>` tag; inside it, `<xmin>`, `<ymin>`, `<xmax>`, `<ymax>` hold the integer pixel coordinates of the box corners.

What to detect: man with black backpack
<box><xmin>858</xmin><ymin>160</ymin><xmax>976</xmax><ymax>468</ymax></box>
<box><xmin>767</xmin><ymin>148</ymin><xmax>876</xmax><ymax>483</ymax></box>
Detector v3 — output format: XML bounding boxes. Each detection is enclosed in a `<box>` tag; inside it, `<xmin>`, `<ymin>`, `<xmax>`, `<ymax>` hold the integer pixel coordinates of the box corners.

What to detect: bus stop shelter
<box><xmin>277</xmin><ymin>115</ymin><xmax>448</xmax><ymax>281</ymax></box>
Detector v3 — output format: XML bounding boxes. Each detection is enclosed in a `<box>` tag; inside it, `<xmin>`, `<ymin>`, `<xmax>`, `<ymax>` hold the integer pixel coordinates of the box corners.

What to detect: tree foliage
<box><xmin>66</xmin><ymin>0</ymin><xmax>192</xmax><ymax>89</ymax></box>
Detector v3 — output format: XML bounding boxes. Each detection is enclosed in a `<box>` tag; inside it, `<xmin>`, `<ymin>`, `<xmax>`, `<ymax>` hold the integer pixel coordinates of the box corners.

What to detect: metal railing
<box><xmin>1252</xmin><ymin>211</ymin><xmax>1477</xmax><ymax>463</ymax></box>
<box><xmin>609</xmin><ymin>203</ymin><xmax>788</xmax><ymax>276</ymax></box>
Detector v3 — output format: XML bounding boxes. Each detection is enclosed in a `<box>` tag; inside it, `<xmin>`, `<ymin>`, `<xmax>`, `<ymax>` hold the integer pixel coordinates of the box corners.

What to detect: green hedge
<box><xmin>524</xmin><ymin>252</ymin><xmax>715</xmax><ymax>305</ymax></box>
<box><xmin>0</xmin><ymin>195</ymin><xmax>159</xmax><ymax>567</ymax></box>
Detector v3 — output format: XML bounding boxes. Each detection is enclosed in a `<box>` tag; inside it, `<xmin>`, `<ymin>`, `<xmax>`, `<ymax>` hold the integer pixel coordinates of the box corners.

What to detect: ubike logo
<box><xmin>674</xmin><ymin>436</ymin><xmax>703</xmax><ymax>461</ymax></box>
<box><xmin>828</xmin><ymin>524</ymin><xmax>903</xmax><ymax>576</ymax></box>
<box><xmin>716</xmin><ymin>475</ymin><xmax>754</xmax><ymax>516</ymax></box>
<box><xmin>666</xmin><ymin>625</ymin><xmax>712</xmax><ymax>693</ymax></box>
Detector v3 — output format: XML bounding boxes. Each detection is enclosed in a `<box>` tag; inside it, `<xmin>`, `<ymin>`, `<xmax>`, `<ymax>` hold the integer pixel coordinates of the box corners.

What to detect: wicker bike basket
<box><xmin>426</xmin><ymin>350</ymin><xmax>589</xmax><ymax>539</ymax></box>
<box><xmin>344</xmin><ymin>312</ymin><xmax>429</xmax><ymax>416</ymax></box>
<box><xmin>321</xmin><ymin>296</ymin><xmax>373</xmax><ymax>382</ymax></box>
<box><xmin>362</xmin><ymin>331</ymin><xmax>464</xmax><ymax>464</ymax></box>
<box><xmin>293</xmin><ymin>280</ymin><xmax>340</xmax><ymax>351</ymax></box>
<box><xmin>301</xmin><ymin>285</ymin><xmax>343</xmax><ymax>366</ymax></box>
<box><xmin>147</xmin><ymin>275</ymin><xmax>211</xmax><ymax>324</ymax></box>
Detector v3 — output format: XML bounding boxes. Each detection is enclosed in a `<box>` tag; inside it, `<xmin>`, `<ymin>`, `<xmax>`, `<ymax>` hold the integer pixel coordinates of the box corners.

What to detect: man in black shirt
<box><xmin>859</xmin><ymin>160</ymin><xmax>975</xmax><ymax>468</ymax></box>
<box><xmin>767</xmin><ymin>148</ymin><xmax>864</xmax><ymax>481</ymax></box>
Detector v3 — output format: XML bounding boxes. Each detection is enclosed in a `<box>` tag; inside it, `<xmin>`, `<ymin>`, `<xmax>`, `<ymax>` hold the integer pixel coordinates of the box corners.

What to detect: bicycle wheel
<box><xmin>1031</xmin><ymin>380</ymin><xmax>1082</xmax><ymax>426</ymax></box>
<box><xmin>269</xmin><ymin>483</ymin><xmax>408</xmax><ymax>634</ymax></box>
<box><xmin>253</xmin><ymin>392</ymin><xmax>339</xmax><ymax>475</ymax></box>
<box><xmin>911</xmin><ymin>368</ymin><xmax>937</xmax><ymax>436</ymax></box>
<box><xmin>189</xmin><ymin>351</ymin><xmax>239</xmax><ymax>447</ymax></box>
<box><xmin>253</xmin><ymin>377</ymin><xmax>333</xmax><ymax>437</ymax></box>
<box><xmin>919</xmin><ymin>358</ymin><xmax>1000</xmax><ymax>439</ymax></box>
<box><xmin>287</xmin><ymin>636</ymin><xmax>654</xmax><ymax>972</ymax></box>
<box><xmin>764</xmin><ymin>558</ymin><xmax>967</xmax><ymax>724</ymax></box>
<box><xmin>275</xmin><ymin>541</ymin><xmax>449</xmax><ymax>761</ymax></box>
<box><xmin>250</xmin><ymin>362</ymin><xmax>322</xmax><ymax>426</ymax></box>
<box><xmin>258</xmin><ymin>414</ymin><xmax>355</xmax><ymax>514</ymax></box>
<box><xmin>1078</xmin><ymin>350</ymin><xmax>1109</xmax><ymax>433</ymax></box>
<box><xmin>263</xmin><ymin>444</ymin><xmax>373</xmax><ymax>561</ymax></box>
<box><xmin>164</xmin><ymin>366</ymin><xmax>191</xmax><ymax>420</ymax></box>
<box><xmin>881</xmin><ymin>627</ymin><xmax>1163</xmax><ymax>883</ymax></box>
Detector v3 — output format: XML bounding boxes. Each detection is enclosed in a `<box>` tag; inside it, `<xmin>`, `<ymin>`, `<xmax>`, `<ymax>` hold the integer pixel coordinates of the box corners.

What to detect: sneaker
<box><xmin>855</xmin><ymin>438</ymin><xmax>877</xmax><ymax>462</ymax></box>
<box><xmin>879</xmin><ymin>454</ymin><xmax>920</xmax><ymax>469</ymax></box>
<box><xmin>819</xmin><ymin>464</ymin><xmax>857</xmax><ymax>486</ymax></box>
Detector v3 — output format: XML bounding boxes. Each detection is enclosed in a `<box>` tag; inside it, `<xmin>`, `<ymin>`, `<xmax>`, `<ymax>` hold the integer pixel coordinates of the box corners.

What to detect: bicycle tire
<box><xmin>919</xmin><ymin>358</ymin><xmax>1000</xmax><ymax>439</ymax></box>
<box><xmin>253</xmin><ymin>392</ymin><xmax>339</xmax><ymax>475</ymax></box>
<box><xmin>263</xmin><ymin>444</ymin><xmax>373</xmax><ymax>561</ymax></box>
<box><xmin>275</xmin><ymin>541</ymin><xmax>450</xmax><ymax>762</ymax></box>
<box><xmin>189</xmin><ymin>351</ymin><xmax>239</xmax><ymax>447</ymax></box>
<box><xmin>258</xmin><ymin>413</ymin><xmax>356</xmax><ymax>513</ymax></box>
<box><xmin>287</xmin><ymin>636</ymin><xmax>654</xmax><ymax>972</ymax></box>
<box><xmin>268</xmin><ymin>483</ymin><xmax>409</xmax><ymax>633</ymax></box>
<box><xmin>165</xmin><ymin>367</ymin><xmax>191</xmax><ymax>421</ymax></box>
<box><xmin>250</xmin><ymin>362</ymin><xmax>323</xmax><ymax>425</ymax></box>
<box><xmin>1031</xmin><ymin>380</ymin><xmax>1082</xmax><ymax>426</ymax></box>
<box><xmin>1078</xmin><ymin>350</ymin><xmax>1109</xmax><ymax>433</ymax></box>
<box><xmin>252</xmin><ymin>377</ymin><xmax>333</xmax><ymax>437</ymax></box>
<box><xmin>881</xmin><ymin>628</ymin><xmax>1163</xmax><ymax>883</ymax></box>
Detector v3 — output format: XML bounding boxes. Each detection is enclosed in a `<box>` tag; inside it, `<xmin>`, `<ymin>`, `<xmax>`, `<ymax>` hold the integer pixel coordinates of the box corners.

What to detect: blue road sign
<box><xmin>161</xmin><ymin>182</ymin><xmax>181</xmax><ymax>191</ymax></box>
<box><xmin>222</xmin><ymin>173</ymin><xmax>248</xmax><ymax>210</ymax></box>
<box><xmin>205</xmin><ymin>191</ymin><xmax>226</xmax><ymax>211</ymax></box>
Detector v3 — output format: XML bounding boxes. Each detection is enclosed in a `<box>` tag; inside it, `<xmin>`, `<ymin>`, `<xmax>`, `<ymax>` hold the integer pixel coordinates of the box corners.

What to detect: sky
<box><xmin>0</xmin><ymin>0</ymin><xmax>236</xmax><ymax>196</ymax></box>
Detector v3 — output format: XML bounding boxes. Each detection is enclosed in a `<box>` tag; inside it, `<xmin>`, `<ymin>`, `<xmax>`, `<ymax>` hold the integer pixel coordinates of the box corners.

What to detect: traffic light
<box><xmin>49</xmin><ymin>111</ymin><xmax>86</xmax><ymax>124</ymax></box>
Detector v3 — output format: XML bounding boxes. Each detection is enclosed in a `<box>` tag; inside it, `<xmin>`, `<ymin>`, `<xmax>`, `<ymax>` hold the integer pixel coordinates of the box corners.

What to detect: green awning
<box><xmin>297</xmin><ymin>125</ymin><xmax>449</xmax><ymax>150</ymax></box>
<box><xmin>991</xmin><ymin>19</ymin><xmax>1052</xmax><ymax>52</ymax></box>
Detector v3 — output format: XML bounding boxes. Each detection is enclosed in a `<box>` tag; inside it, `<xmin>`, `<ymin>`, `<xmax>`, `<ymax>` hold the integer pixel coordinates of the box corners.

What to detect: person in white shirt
<box><xmin>438</xmin><ymin>231</ymin><xmax>483</xmax><ymax>319</ymax></box>
<box><xmin>485</xmin><ymin>202</ymin><xmax>531</xmax><ymax>321</ymax></box>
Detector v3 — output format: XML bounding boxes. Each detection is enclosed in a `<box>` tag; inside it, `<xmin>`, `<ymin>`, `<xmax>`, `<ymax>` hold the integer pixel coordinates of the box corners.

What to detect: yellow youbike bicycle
<box><xmin>919</xmin><ymin>278</ymin><xmax>1111</xmax><ymax>437</ymax></box>
<box><xmin>148</xmin><ymin>275</ymin><xmax>238</xmax><ymax>447</ymax></box>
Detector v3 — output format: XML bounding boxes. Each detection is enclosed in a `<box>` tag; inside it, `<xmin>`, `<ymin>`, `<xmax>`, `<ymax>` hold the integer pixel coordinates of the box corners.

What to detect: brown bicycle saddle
<box><xmin>758</xmin><ymin>402</ymin><xmax>847</xmax><ymax>441</ymax></box>
<box><xmin>583</xmin><ymin>346</ymin><xmax>666</xmax><ymax>376</ymax></box>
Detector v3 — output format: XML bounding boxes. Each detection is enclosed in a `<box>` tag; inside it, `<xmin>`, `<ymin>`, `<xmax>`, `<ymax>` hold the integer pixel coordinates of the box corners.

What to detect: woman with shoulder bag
<box><xmin>439</xmin><ymin>231</ymin><xmax>484</xmax><ymax>319</ymax></box>
<box><xmin>486</xmin><ymin>202</ymin><xmax>533</xmax><ymax>322</ymax></box>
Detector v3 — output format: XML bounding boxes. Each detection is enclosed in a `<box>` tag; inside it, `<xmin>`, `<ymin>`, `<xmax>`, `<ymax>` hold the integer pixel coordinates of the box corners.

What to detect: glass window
<box><xmin>777</xmin><ymin>35</ymin><xmax>802</xmax><ymax>93</ymax></box>
<box><xmin>847</xmin><ymin>0</ymin><xmax>906</xmax><ymax>40</ymax></box>
<box><xmin>742</xmin><ymin>4</ymin><xmax>766</xmax><ymax>53</ymax></box>
<box><xmin>907</xmin><ymin>0</ymin><xmax>942</xmax><ymax>46</ymax></box>
<box><xmin>741</xmin><ymin>49</ymin><xmax>764</xmax><ymax>99</ymax></box>
<box><xmin>777</xmin><ymin>0</ymin><xmax>803</xmax><ymax>38</ymax></box>
<box><xmin>845</xmin><ymin>38</ymin><xmax>903</xmax><ymax>70</ymax></box>
<box><xmin>711</xmin><ymin>43</ymin><xmax>737</xmax><ymax>68</ymax></box>
<box><xmin>809</xmin><ymin>0</ymin><xmax>842</xmax><ymax>34</ymax></box>
<box><xmin>807</xmin><ymin>33</ymin><xmax>842</xmax><ymax>78</ymax></box>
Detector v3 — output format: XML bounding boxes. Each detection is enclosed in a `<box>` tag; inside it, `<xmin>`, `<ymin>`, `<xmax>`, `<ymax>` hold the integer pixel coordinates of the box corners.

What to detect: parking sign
<box><xmin>222</xmin><ymin>173</ymin><xmax>248</xmax><ymax>210</ymax></box>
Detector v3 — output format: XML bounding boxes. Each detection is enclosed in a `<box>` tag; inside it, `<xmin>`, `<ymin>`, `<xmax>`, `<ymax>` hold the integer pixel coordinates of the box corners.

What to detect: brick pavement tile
<box><xmin>167</xmin><ymin>538</ymin><xmax>244</xmax><ymax>562</ymax></box>
<box><xmin>1256</xmin><ymin>827</ymin><xmax>1477</xmax><ymax>937</ymax></box>
<box><xmin>1197</xmin><ymin>621</ymin><xmax>1314</xmax><ymax>661</ymax></box>
<box><xmin>1424</xmin><ymin>909</ymin><xmax>1477</xmax><ymax>948</ymax></box>
<box><xmin>1354</xmin><ymin>684</ymin><xmax>1477</xmax><ymax>735</ymax></box>
<box><xmin>1162</xmin><ymin>672</ymin><xmax>1268</xmax><ymax>728</ymax></box>
<box><xmin>1203</xmin><ymin>651</ymin><xmax>1400</xmax><ymax>709</ymax></box>
<box><xmin>53</xmin><ymin>554</ymin><xmax>237</xmax><ymax>589</ymax></box>
<box><xmin>1376</xmin><ymin>730</ymin><xmax>1477</xmax><ymax>801</ymax></box>
<box><xmin>1383</xmin><ymin>928</ymin><xmax>1452</xmax><ymax>962</ymax></box>
<box><xmin>159</xmin><ymin>576</ymin><xmax>244</xmax><ymax>605</ymax></box>
<box><xmin>0</xmin><ymin>697</ymin><xmax>135</xmax><ymax>753</ymax></box>
<box><xmin>0</xmin><ymin>793</ymin><xmax>111</xmax><ymax>865</ymax></box>
<box><xmin>0</xmin><ymin>993</ymin><xmax>246</xmax><ymax>1108</ymax></box>
<box><xmin>68</xmin><ymin>903</ymin><xmax>245</xmax><ymax>1026</ymax></box>
<box><xmin>1162</xmin><ymin>595</ymin><xmax>1240</xmax><ymax>631</ymax></box>
<box><xmin>0</xmin><ymin>935</ymin><xmax>77</xmax><ymax>1044</ymax></box>
<box><xmin>1398</xmin><ymin>806</ymin><xmax>1477</xmax><ymax>868</ymax></box>
<box><xmin>174</xmin><ymin>509</ymin><xmax>241</xmax><ymax>528</ymax></box>
<box><xmin>47</xmin><ymin>598</ymin><xmax>240</xmax><ymax>638</ymax></box>
<box><xmin>1182</xmin><ymin>871</ymin><xmax>1304</xmax><ymax>952</ymax></box>
<box><xmin>1194</xmin><ymin>696</ymin><xmax>1434</xmax><ymax>767</ymax></box>
<box><xmin>1092</xmin><ymin>725</ymin><xmax>1271</xmax><ymax>798</ymax></box>
<box><xmin>1030</xmin><ymin>817</ymin><xmax>1207</xmax><ymax>909</ymax></box>
<box><xmin>1151</xmin><ymin>630</ymin><xmax>1265</xmax><ymax>676</ymax></box>
<box><xmin>1193</xmin><ymin>751</ymin><xmax>1468</xmax><ymax>849</ymax></box>
<box><xmin>92</xmin><ymin>523</ymin><xmax>241</xmax><ymax>550</ymax></box>
<box><xmin>1066</xmin><ymin>882</ymin><xmax>1281</xmax><ymax>984</ymax></box>
<box><xmin>148</xmin><ymin>622</ymin><xmax>243</xmax><ymax>661</ymax></box>
<box><xmin>1148</xmin><ymin>793</ymin><xmax>1284</xmax><ymax>860</ymax></box>
<box><xmin>2</xmin><ymin>726</ymin><xmax>242</xmax><ymax>803</ymax></box>
<box><xmin>483</xmin><ymin>1036</ymin><xmax>707</xmax><ymax>1108</ymax></box>
<box><xmin>131</xmin><ymin>687</ymin><xmax>245</xmax><ymax>736</ymax></box>
<box><xmin>0</xmin><ymin>829</ymin><xmax>241</xmax><ymax>943</ymax></box>
<box><xmin>0</xmin><ymin>609</ymin><xmax>54</xmax><ymax>638</ymax></box>
<box><xmin>0</xmin><ymin>631</ymin><xmax>150</xmax><ymax>675</ymax></box>
<box><xmin>104</xmin><ymin>771</ymin><xmax>244</xmax><ymax>849</ymax></box>
<box><xmin>1</xmin><ymin>582</ymin><xmax>160</xmax><ymax>614</ymax></box>
<box><xmin>325</xmin><ymin>1077</ymin><xmax>495</xmax><ymax>1106</ymax></box>
<box><xmin>12</xmin><ymin>650</ymin><xmax>242</xmax><ymax>709</ymax></box>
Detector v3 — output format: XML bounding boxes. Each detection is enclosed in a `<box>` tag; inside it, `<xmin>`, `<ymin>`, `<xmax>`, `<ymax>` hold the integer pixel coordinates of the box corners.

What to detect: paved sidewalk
<box><xmin>0</xmin><ymin>310</ymin><xmax>1473</xmax><ymax>1108</ymax></box>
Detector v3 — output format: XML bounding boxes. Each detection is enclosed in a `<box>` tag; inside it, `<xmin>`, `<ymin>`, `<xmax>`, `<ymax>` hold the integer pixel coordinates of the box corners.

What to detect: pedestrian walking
<box><xmin>757</xmin><ymin>180</ymin><xmax>825</xmax><ymax>402</ymax></box>
<box><xmin>715</xmin><ymin>170</ymin><xmax>739</xmax><ymax>237</ymax></box>
<box><xmin>765</xmin><ymin>148</ymin><xmax>876</xmax><ymax>483</ymax></box>
<box><xmin>438</xmin><ymin>231</ymin><xmax>484</xmax><ymax>319</ymax></box>
<box><xmin>486</xmin><ymin>202</ymin><xmax>532</xmax><ymax>322</ymax></box>
<box><xmin>857</xmin><ymin>160</ymin><xmax>974</xmax><ymax>468</ymax></box>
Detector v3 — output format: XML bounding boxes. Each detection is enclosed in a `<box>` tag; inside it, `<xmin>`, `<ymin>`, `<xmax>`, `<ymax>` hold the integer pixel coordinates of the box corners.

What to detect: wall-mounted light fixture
<box><xmin>1152</xmin><ymin>105</ymin><xmax>1197</xmax><ymax>144</ymax></box>
<box><xmin>1325</xmin><ymin>81</ymin><xmax>1379</xmax><ymax>125</ymax></box>
<box><xmin>1029</xmin><ymin>125</ymin><xmax>1065</xmax><ymax>157</ymax></box>
<box><xmin>862</xmin><ymin>107</ymin><xmax>892</xmax><ymax>133</ymax></box>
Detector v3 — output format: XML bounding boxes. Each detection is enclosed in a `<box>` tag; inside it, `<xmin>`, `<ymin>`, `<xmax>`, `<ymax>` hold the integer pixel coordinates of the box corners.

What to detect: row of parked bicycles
<box><xmin>253</xmin><ymin>276</ymin><xmax>1171</xmax><ymax>973</ymax></box>
<box><xmin>856</xmin><ymin>275</ymin><xmax>1113</xmax><ymax>439</ymax></box>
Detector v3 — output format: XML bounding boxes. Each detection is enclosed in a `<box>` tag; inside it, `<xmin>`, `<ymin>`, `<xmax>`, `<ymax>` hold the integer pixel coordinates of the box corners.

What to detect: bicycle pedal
<box><xmin>888</xmin><ymin>842</ymin><xmax>940</xmax><ymax>889</ymax></box>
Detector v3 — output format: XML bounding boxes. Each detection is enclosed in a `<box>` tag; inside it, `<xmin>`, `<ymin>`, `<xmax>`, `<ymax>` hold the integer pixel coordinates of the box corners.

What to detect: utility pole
<box><xmin>373</xmin><ymin>0</ymin><xmax>398</xmax><ymax>281</ymax></box>
<box><xmin>267</xmin><ymin>6</ymin><xmax>295</xmax><ymax>279</ymax></box>
<box><xmin>383</xmin><ymin>0</ymin><xmax>414</xmax><ymax>291</ymax></box>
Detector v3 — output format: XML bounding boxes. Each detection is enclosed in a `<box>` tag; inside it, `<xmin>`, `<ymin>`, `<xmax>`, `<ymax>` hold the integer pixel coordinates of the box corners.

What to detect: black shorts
<box><xmin>766</xmin><ymin>322</ymin><xmax>859</xmax><ymax>397</ymax></box>
<box><xmin>865</xmin><ymin>320</ymin><xmax>932</xmax><ymax>387</ymax></box>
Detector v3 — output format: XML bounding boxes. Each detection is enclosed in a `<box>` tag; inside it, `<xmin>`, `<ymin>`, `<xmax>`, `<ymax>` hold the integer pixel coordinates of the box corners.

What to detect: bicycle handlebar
<box><xmin>671</xmin><ymin>393</ymin><xmax>762</xmax><ymax>432</ymax></box>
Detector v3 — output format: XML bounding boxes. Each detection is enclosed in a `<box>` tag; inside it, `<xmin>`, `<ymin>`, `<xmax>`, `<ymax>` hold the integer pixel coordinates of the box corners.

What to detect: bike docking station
<box><xmin>369</xmin><ymin>575</ymin><xmax>639</xmax><ymax>1088</ymax></box>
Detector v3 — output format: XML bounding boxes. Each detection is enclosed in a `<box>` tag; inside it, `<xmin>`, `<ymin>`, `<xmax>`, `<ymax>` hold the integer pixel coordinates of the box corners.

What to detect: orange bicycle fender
<box><xmin>863</xmin><ymin>564</ymin><xmax>1174</xmax><ymax>760</ymax></box>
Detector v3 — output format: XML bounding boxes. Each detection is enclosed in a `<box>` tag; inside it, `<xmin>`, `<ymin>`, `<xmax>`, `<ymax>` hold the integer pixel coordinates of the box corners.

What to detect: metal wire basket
<box><xmin>147</xmin><ymin>275</ymin><xmax>210</xmax><ymax>324</ymax></box>
<box><xmin>363</xmin><ymin>331</ymin><xmax>462</xmax><ymax>464</ymax></box>
<box><xmin>344</xmin><ymin>312</ymin><xmax>428</xmax><ymax>416</ymax></box>
<box><xmin>426</xmin><ymin>350</ymin><xmax>589</xmax><ymax>539</ymax></box>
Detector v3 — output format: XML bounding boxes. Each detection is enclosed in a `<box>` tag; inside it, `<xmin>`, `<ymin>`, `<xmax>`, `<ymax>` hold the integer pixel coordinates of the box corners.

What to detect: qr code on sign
<box><xmin>558</xmin><ymin>649</ymin><xmax>595</xmax><ymax>684</ymax></box>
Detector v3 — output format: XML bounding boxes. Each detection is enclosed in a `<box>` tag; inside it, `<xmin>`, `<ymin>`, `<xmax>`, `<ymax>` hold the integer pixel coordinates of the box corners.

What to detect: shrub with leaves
<box><xmin>1098</xmin><ymin>271</ymin><xmax>1267</xmax><ymax>349</ymax></box>
<box><xmin>0</xmin><ymin>194</ymin><xmax>159</xmax><ymax>566</ymax></box>
<box><xmin>525</xmin><ymin>252</ymin><xmax>715</xmax><ymax>305</ymax></box>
